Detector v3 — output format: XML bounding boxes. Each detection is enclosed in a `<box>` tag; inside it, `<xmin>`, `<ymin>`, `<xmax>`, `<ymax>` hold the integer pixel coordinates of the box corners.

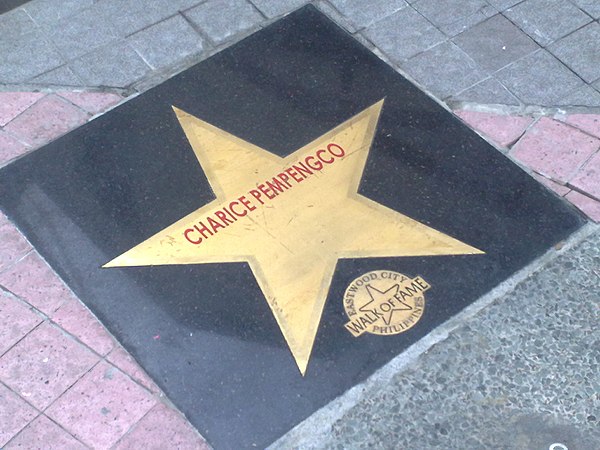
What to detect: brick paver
<box><xmin>565</xmin><ymin>190</ymin><xmax>600</xmax><ymax>221</ymax></box>
<box><xmin>45</xmin><ymin>361</ymin><xmax>157</xmax><ymax>449</ymax></box>
<box><xmin>113</xmin><ymin>403</ymin><xmax>210</xmax><ymax>450</ymax></box>
<box><xmin>564</xmin><ymin>114</ymin><xmax>600</xmax><ymax>139</ymax></box>
<box><xmin>0</xmin><ymin>252</ymin><xmax>75</xmax><ymax>316</ymax></box>
<box><xmin>0</xmin><ymin>92</ymin><xmax>45</xmax><ymax>127</ymax></box>
<box><xmin>58</xmin><ymin>91</ymin><xmax>122</xmax><ymax>115</ymax></box>
<box><xmin>510</xmin><ymin>117</ymin><xmax>599</xmax><ymax>183</ymax></box>
<box><xmin>570</xmin><ymin>151</ymin><xmax>600</xmax><ymax>200</ymax></box>
<box><xmin>3</xmin><ymin>95</ymin><xmax>88</xmax><ymax>148</ymax></box>
<box><xmin>106</xmin><ymin>346</ymin><xmax>161</xmax><ymax>394</ymax></box>
<box><xmin>532</xmin><ymin>173</ymin><xmax>571</xmax><ymax>197</ymax></box>
<box><xmin>0</xmin><ymin>131</ymin><xmax>29</xmax><ymax>167</ymax></box>
<box><xmin>0</xmin><ymin>212</ymin><xmax>31</xmax><ymax>272</ymax></box>
<box><xmin>5</xmin><ymin>414</ymin><xmax>87</xmax><ymax>450</ymax></box>
<box><xmin>456</xmin><ymin>110</ymin><xmax>533</xmax><ymax>147</ymax></box>
<box><xmin>0</xmin><ymin>292</ymin><xmax>42</xmax><ymax>357</ymax></box>
<box><xmin>0</xmin><ymin>322</ymin><xmax>99</xmax><ymax>410</ymax></box>
<box><xmin>0</xmin><ymin>382</ymin><xmax>38</xmax><ymax>447</ymax></box>
<box><xmin>52</xmin><ymin>298</ymin><xmax>116</xmax><ymax>356</ymax></box>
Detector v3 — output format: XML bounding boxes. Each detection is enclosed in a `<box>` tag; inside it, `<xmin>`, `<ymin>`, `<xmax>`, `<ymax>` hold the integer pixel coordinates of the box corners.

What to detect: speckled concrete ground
<box><xmin>272</xmin><ymin>226</ymin><xmax>600</xmax><ymax>449</ymax></box>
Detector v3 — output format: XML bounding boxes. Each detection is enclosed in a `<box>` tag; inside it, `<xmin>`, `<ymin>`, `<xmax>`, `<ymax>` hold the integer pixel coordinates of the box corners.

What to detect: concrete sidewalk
<box><xmin>1</xmin><ymin>1</ymin><xmax>599</xmax><ymax>448</ymax></box>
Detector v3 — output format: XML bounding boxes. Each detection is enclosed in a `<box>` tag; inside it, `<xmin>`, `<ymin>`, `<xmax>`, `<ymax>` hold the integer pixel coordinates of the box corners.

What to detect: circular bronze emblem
<box><xmin>343</xmin><ymin>270</ymin><xmax>429</xmax><ymax>337</ymax></box>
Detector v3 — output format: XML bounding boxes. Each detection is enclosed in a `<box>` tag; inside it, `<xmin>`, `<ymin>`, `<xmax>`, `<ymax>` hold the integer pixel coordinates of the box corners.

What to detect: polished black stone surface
<box><xmin>0</xmin><ymin>6</ymin><xmax>585</xmax><ymax>449</ymax></box>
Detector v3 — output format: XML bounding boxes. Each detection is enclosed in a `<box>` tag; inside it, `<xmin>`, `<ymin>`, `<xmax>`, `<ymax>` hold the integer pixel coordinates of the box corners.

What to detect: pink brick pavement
<box><xmin>458</xmin><ymin>109</ymin><xmax>600</xmax><ymax>221</ymax></box>
<box><xmin>1</xmin><ymin>93</ymin><xmax>600</xmax><ymax>448</ymax></box>
<box><xmin>0</xmin><ymin>91</ymin><xmax>208</xmax><ymax>449</ymax></box>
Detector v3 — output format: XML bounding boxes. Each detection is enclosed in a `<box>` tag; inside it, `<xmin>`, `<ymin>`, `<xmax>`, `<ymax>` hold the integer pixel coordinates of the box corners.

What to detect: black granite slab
<box><xmin>0</xmin><ymin>6</ymin><xmax>585</xmax><ymax>449</ymax></box>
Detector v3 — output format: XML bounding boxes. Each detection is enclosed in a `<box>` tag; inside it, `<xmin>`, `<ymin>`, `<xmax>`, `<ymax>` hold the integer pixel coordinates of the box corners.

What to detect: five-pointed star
<box><xmin>360</xmin><ymin>284</ymin><xmax>412</xmax><ymax>326</ymax></box>
<box><xmin>104</xmin><ymin>99</ymin><xmax>483</xmax><ymax>375</ymax></box>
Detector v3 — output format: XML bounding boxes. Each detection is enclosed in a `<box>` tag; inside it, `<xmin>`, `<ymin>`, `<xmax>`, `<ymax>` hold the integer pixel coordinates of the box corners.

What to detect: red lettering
<box><xmin>229</xmin><ymin>201</ymin><xmax>247</xmax><ymax>217</ymax></box>
<box><xmin>249</xmin><ymin>189</ymin><xmax>264</xmax><ymax>205</ymax></box>
<box><xmin>215</xmin><ymin>210</ymin><xmax>234</xmax><ymax>225</ymax></box>
<box><xmin>316</xmin><ymin>149</ymin><xmax>334</xmax><ymax>164</ymax></box>
<box><xmin>328</xmin><ymin>143</ymin><xmax>345</xmax><ymax>157</ymax></box>
<box><xmin>293</xmin><ymin>162</ymin><xmax>313</xmax><ymax>178</ymax></box>
<box><xmin>223</xmin><ymin>205</ymin><xmax>239</xmax><ymax>221</ymax></box>
<box><xmin>277</xmin><ymin>172</ymin><xmax>292</xmax><ymax>187</ymax></box>
<box><xmin>239</xmin><ymin>195</ymin><xmax>256</xmax><ymax>211</ymax></box>
<box><xmin>285</xmin><ymin>167</ymin><xmax>304</xmax><ymax>183</ymax></box>
<box><xmin>258</xmin><ymin>183</ymin><xmax>276</xmax><ymax>200</ymax></box>
<box><xmin>305</xmin><ymin>155</ymin><xmax>323</xmax><ymax>171</ymax></box>
<box><xmin>207</xmin><ymin>216</ymin><xmax>225</xmax><ymax>233</ymax></box>
<box><xmin>184</xmin><ymin>228</ymin><xmax>202</xmax><ymax>244</ymax></box>
<box><xmin>194</xmin><ymin>221</ymin><xmax>213</xmax><ymax>239</ymax></box>
<box><xmin>266</xmin><ymin>176</ymin><xmax>288</xmax><ymax>194</ymax></box>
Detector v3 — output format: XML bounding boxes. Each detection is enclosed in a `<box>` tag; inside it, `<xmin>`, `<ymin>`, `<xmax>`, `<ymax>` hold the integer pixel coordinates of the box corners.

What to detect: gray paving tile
<box><xmin>328</xmin><ymin>0</ymin><xmax>407</xmax><ymax>29</ymax></box>
<box><xmin>185</xmin><ymin>0</ymin><xmax>263</xmax><ymax>44</ymax></box>
<box><xmin>401</xmin><ymin>41</ymin><xmax>487</xmax><ymax>99</ymax></box>
<box><xmin>450</xmin><ymin>77</ymin><xmax>520</xmax><ymax>105</ymax></box>
<box><xmin>31</xmin><ymin>65</ymin><xmax>84</xmax><ymax>87</ymax></box>
<box><xmin>92</xmin><ymin>0</ymin><xmax>203</xmax><ymax>37</ymax></box>
<box><xmin>0</xmin><ymin>31</ymin><xmax>64</xmax><ymax>83</ymax></box>
<box><xmin>363</xmin><ymin>7</ymin><xmax>446</xmax><ymax>62</ymax></box>
<box><xmin>496</xmin><ymin>50</ymin><xmax>584</xmax><ymax>105</ymax></box>
<box><xmin>23</xmin><ymin>0</ymin><xmax>94</xmax><ymax>27</ymax></box>
<box><xmin>70</xmin><ymin>42</ymin><xmax>151</xmax><ymax>88</ymax></box>
<box><xmin>556</xmin><ymin>85</ymin><xmax>600</xmax><ymax>108</ymax></box>
<box><xmin>249</xmin><ymin>0</ymin><xmax>307</xmax><ymax>18</ymax></box>
<box><xmin>549</xmin><ymin>22</ymin><xmax>600</xmax><ymax>84</ymax></box>
<box><xmin>504</xmin><ymin>0</ymin><xmax>592</xmax><ymax>46</ymax></box>
<box><xmin>0</xmin><ymin>7</ymin><xmax>38</xmax><ymax>39</ymax></box>
<box><xmin>45</xmin><ymin>6</ymin><xmax>120</xmax><ymax>60</ymax></box>
<box><xmin>486</xmin><ymin>0</ymin><xmax>522</xmax><ymax>10</ymax></box>
<box><xmin>129</xmin><ymin>15</ymin><xmax>204</xmax><ymax>70</ymax></box>
<box><xmin>454</xmin><ymin>14</ymin><xmax>539</xmax><ymax>72</ymax></box>
<box><xmin>314</xmin><ymin>0</ymin><xmax>357</xmax><ymax>33</ymax></box>
<box><xmin>570</xmin><ymin>0</ymin><xmax>600</xmax><ymax>19</ymax></box>
<box><xmin>413</xmin><ymin>0</ymin><xmax>497</xmax><ymax>36</ymax></box>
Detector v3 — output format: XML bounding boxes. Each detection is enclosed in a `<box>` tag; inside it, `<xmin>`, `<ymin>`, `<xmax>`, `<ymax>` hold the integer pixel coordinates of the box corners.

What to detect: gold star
<box><xmin>104</xmin><ymin>99</ymin><xmax>483</xmax><ymax>375</ymax></box>
<box><xmin>360</xmin><ymin>284</ymin><xmax>412</xmax><ymax>326</ymax></box>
